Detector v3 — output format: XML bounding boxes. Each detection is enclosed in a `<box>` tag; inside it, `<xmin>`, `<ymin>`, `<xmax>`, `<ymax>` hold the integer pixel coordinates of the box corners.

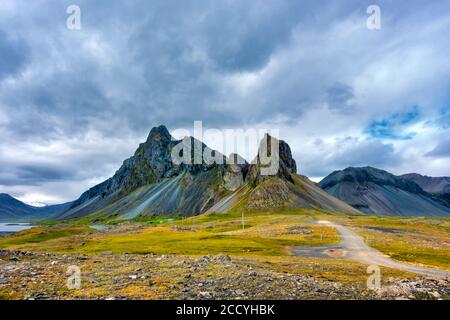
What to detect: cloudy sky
<box><xmin>0</xmin><ymin>0</ymin><xmax>449</xmax><ymax>205</ymax></box>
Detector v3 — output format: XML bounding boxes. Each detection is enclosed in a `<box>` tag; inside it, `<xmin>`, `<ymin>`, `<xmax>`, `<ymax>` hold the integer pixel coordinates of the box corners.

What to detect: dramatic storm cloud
<box><xmin>0</xmin><ymin>0</ymin><xmax>449</xmax><ymax>203</ymax></box>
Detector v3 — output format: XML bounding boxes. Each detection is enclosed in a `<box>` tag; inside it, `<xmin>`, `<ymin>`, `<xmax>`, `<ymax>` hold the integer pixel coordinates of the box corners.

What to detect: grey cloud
<box><xmin>0</xmin><ymin>31</ymin><xmax>29</xmax><ymax>79</ymax></box>
<box><xmin>0</xmin><ymin>0</ymin><xmax>450</xmax><ymax>202</ymax></box>
<box><xmin>2</xmin><ymin>78</ymin><xmax>113</xmax><ymax>139</ymax></box>
<box><xmin>425</xmin><ymin>140</ymin><xmax>450</xmax><ymax>158</ymax></box>
<box><xmin>0</xmin><ymin>155</ymin><xmax>108</xmax><ymax>186</ymax></box>
<box><xmin>0</xmin><ymin>165</ymin><xmax>74</xmax><ymax>186</ymax></box>
<box><xmin>301</xmin><ymin>137</ymin><xmax>397</xmax><ymax>177</ymax></box>
<box><xmin>326</xmin><ymin>83</ymin><xmax>355</xmax><ymax>112</ymax></box>
<box><xmin>202</xmin><ymin>1</ymin><xmax>301</xmax><ymax>73</ymax></box>
<box><xmin>2</xmin><ymin>0</ymin><xmax>448</xmax><ymax>137</ymax></box>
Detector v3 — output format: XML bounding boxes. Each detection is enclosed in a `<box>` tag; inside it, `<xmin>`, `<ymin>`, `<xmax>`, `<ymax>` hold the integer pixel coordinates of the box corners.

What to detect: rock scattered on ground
<box><xmin>0</xmin><ymin>250</ymin><xmax>448</xmax><ymax>300</ymax></box>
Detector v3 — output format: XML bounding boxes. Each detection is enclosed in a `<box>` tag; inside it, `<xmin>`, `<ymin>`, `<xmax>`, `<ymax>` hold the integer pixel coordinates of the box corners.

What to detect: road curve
<box><xmin>293</xmin><ymin>220</ymin><xmax>450</xmax><ymax>279</ymax></box>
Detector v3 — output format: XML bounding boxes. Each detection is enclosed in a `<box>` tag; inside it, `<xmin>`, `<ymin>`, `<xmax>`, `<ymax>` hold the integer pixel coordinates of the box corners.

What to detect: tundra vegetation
<box><xmin>0</xmin><ymin>209</ymin><xmax>448</xmax><ymax>300</ymax></box>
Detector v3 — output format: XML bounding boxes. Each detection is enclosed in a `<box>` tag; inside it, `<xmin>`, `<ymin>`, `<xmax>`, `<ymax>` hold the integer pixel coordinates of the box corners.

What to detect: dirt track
<box><xmin>293</xmin><ymin>220</ymin><xmax>450</xmax><ymax>279</ymax></box>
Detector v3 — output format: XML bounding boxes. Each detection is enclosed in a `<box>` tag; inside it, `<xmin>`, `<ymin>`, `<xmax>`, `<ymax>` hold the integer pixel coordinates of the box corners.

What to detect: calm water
<box><xmin>89</xmin><ymin>225</ymin><xmax>109</xmax><ymax>231</ymax></box>
<box><xmin>0</xmin><ymin>223</ymin><xmax>35</xmax><ymax>236</ymax></box>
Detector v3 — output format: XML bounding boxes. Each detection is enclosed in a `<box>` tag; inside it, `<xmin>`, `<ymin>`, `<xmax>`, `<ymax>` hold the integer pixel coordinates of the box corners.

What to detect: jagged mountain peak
<box><xmin>60</xmin><ymin>126</ymin><xmax>310</xmax><ymax>219</ymax></box>
<box><xmin>63</xmin><ymin>125</ymin><xmax>231</xmax><ymax>218</ymax></box>
<box><xmin>146</xmin><ymin>125</ymin><xmax>172</xmax><ymax>142</ymax></box>
<box><xmin>277</xmin><ymin>137</ymin><xmax>297</xmax><ymax>175</ymax></box>
<box><xmin>245</xmin><ymin>134</ymin><xmax>297</xmax><ymax>186</ymax></box>
<box><xmin>265</xmin><ymin>134</ymin><xmax>297</xmax><ymax>174</ymax></box>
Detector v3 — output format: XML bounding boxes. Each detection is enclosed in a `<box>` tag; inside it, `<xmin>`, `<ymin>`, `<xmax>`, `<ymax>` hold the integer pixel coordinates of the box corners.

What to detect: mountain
<box><xmin>6</xmin><ymin>127</ymin><xmax>447</xmax><ymax>221</ymax></box>
<box><xmin>0</xmin><ymin>193</ymin><xmax>72</xmax><ymax>222</ymax></box>
<box><xmin>319</xmin><ymin>167</ymin><xmax>450</xmax><ymax>217</ymax></box>
<box><xmin>58</xmin><ymin>126</ymin><xmax>361</xmax><ymax>221</ymax></box>
<box><xmin>208</xmin><ymin>134</ymin><xmax>361</xmax><ymax>214</ymax></box>
<box><xmin>401</xmin><ymin>173</ymin><xmax>450</xmax><ymax>207</ymax></box>
<box><xmin>59</xmin><ymin>125</ymin><xmax>229</xmax><ymax>219</ymax></box>
<box><xmin>400</xmin><ymin>173</ymin><xmax>450</xmax><ymax>194</ymax></box>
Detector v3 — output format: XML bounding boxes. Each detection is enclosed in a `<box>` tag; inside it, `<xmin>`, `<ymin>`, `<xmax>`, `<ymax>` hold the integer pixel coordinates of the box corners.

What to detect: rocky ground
<box><xmin>0</xmin><ymin>250</ymin><xmax>448</xmax><ymax>300</ymax></box>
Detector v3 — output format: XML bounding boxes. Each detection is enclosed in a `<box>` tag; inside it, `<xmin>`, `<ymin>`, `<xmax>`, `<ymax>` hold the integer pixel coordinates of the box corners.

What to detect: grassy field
<box><xmin>3</xmin><ymin>209</ymin><xmax>450</xmax><ymax>300</ymax></box>
<box><xmin>1</xmin><ymin>210</ymin><xmax>339</xmax><ymax>256</ymax></box>
<box><xmin>0</xmin><ymin>225</ymin><xmax>92</xmax><ymax>249</ymax></box>
<box><xmin>1</xmin><ymin>209</ymin><xmax>448</xmax><ymax>271</ymax></box>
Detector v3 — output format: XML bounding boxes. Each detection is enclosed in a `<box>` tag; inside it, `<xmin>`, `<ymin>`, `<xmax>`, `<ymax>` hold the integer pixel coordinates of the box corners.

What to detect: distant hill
<box><xmin>57</xmin><ymin>125</ymin><xmax>361</xmax><ymax>221</ymax></box>
<box><xmin>319</xmin><ymin>167</ymin><xmax>450</xmax><ymax>217</ymax></box>
<box><xmin>401</xmin><ymin>173</ymin><xmax>450</xmax><ymax>207</ymax></box>
<box><xmin>401</xmin><ymin>173</ymin><xmax>450</xmax><ymax>194</ymax></box>
<box><xmin>0</xmin><ymin>194</ymin><xmax>72</xmax><ymax>222</ymax></box>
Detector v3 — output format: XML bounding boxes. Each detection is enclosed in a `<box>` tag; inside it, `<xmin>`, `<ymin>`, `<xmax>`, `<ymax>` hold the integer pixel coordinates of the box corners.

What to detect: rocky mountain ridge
<box><xmin>5</xmin><ymin>126</ymin><xmax>450</xmax><ymax>221</ymax></box>
<box><xmin>59</xmin><ymin>125</ymin><xmax>359</xmax><ymax>220</ymax></box>
<box><xmin>319</xmin><ymin>167</ymin><xmax>450</xmax><ymax>216</ymax></box>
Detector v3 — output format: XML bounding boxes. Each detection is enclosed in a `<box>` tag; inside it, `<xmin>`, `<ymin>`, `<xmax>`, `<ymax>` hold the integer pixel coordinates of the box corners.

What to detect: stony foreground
<box><xmin>0</xmin><ymin>250</ymin><xmax>448</xmax><ymax>300</ymax></box>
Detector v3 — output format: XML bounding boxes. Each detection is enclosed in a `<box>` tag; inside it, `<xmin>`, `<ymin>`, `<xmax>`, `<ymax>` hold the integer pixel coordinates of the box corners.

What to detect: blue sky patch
<box><xmin>365</xmin><ymin>107</ymin><xmax>420</xmax><ymax>140</ymax></box>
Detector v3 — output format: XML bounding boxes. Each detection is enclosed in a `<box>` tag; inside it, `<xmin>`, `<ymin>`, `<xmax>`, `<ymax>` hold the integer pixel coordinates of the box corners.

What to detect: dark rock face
<box><xmin>319</xmin><ymin>167</ymin><xmax>450</xmax><ymax>216</ymax></box>
<box><xmin>279</xmin><ymin>137</ymin><xmax>297</xmax><ymax>176</ymax></box>
<box><xmin>245</xmin><ymin>134</ymin><xmax>297</xmax><ymax>186</ymax></box>
<box><xmin>64</xmin><ymin>125</ymin><xmax>249</xmax><ymax>218</ymax></box>
<box><xmin>61</xmin><ymin>127</ymin><xmax>303</xmax><ymax>219</ymax></box>
<box><xmin>69</xmin><ymin>126</ymin><xmax>177</xmax><ymax>209</ymax></box>
<box><xmin>223</xmin><ymin>153</ymin><xmax>249</xmax><ymax>191</ymax></box>
<box><xmin>69</xmin><ymin>126</ymin><xmax>229</xmax><ymax>208</ymax></box>
<box><xmin>108</xmin><ymin>125</ymin><xmax>177</xmax><ymax>194</ymax></box>
<box><xmin>65</xmin><ymin>126</ymin><xmax>302</xmax><ymax>219</ymax></box>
